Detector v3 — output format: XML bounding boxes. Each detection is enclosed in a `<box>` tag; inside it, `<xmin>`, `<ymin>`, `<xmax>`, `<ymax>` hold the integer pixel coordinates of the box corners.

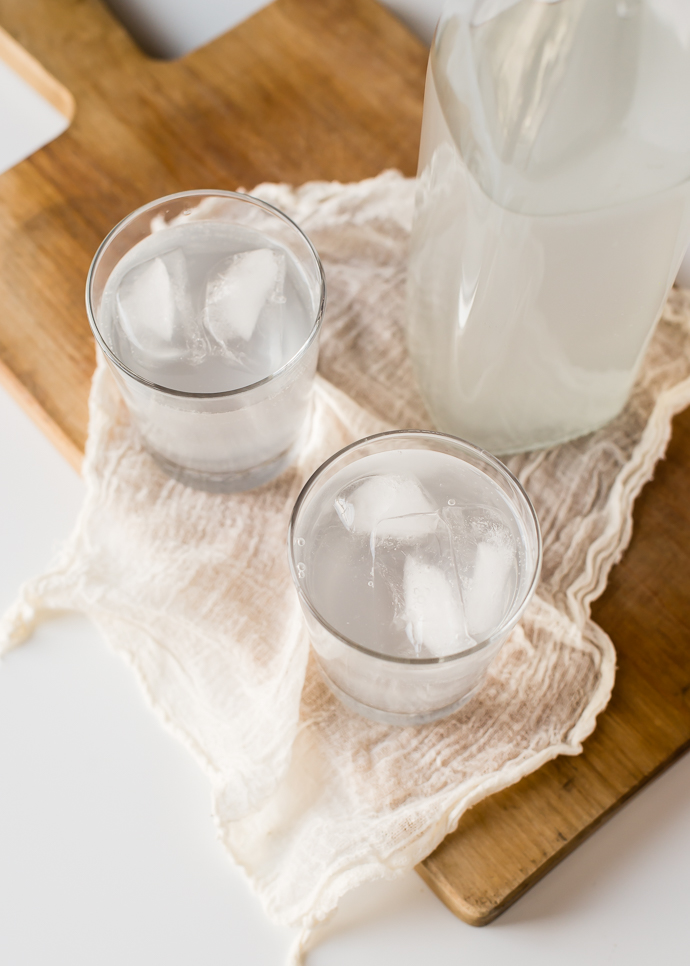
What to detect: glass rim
<box><xmin>85</xmin><ymin>188</ymin><xmax>327</xmax><ymax>399</ymax></box>
<box><xmin>288</xmin><ymin>429</ymin><xmax>542</xmax><ymax>666</ymax></box>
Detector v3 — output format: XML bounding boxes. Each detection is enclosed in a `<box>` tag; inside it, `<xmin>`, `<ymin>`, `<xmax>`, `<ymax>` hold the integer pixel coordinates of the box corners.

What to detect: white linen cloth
<box><xmin>3</xmin><ymin>171</ymin><xmax>690</xmax><ymax>962</ymax></box>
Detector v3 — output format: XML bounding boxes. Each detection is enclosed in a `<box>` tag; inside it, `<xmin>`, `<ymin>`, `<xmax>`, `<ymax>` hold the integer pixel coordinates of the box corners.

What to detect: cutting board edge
<box><xmin>0</xmin><ymin>24</ymin><xmax>75</xmax><ymax>119</ymax></box>
<box><xmin>416</xmin><ymin>733</ymin><xmax>690</xmax><ymax>926</ymax></box>
<box><xmin>0</xmin><ymin>355</ymin><xmax>83</xmax><ymax>473</ymax></box>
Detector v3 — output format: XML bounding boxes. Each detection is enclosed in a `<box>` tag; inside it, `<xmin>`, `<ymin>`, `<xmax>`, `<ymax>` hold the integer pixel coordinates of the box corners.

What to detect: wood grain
<box><xmin>418</xmin><ymin>403</ymin><xmax>690</xmax><ymax>923</ymax></box>
<box><xmin>1</xmin><ymin>0</ymin><xmax>689</xmax><ymax>930</ymax></box>
<box><xmin>0</xmin><ymin>0</ymin><xmax>426</xmax><ymax>464</ymax></box>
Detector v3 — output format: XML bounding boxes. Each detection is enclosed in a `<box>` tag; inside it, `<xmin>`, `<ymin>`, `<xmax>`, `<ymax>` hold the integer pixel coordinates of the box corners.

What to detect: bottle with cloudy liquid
<box><xmin>407</xmin><ymin>0</ymin><xmax>690</xmax><ymax>454</ymax></box>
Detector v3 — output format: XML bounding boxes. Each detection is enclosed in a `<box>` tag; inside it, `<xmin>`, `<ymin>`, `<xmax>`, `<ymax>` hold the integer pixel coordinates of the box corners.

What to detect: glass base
<box><xmin>493</xmin><ymin>411</ymin><xmax>621</xmax><ymax>457</ymax></box>
<box><xmin>430</xmin><ymin>403</ymin><xmax>626</xmax><ymax>459</ymax></box>
<box><xmin>318</xmin><ymin>666</ymin><xmax>481</xmax><ymax>727</ymax></box>
<box><xmin>147</xmin><ymin>444</ymin><xmax>297</xmax><ymax>493</ymax></box>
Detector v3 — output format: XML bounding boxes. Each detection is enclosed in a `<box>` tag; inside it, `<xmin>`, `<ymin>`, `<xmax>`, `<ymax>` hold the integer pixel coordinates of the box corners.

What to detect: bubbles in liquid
<box><xmin>296</xmin><ymin>537</ymin><xmax>306</xmax><ymax>547</ymax></box>
<box><xmin>448</xmin><ymin>498</ymin><xmax>456</xmax><ymax>506</ymax></box>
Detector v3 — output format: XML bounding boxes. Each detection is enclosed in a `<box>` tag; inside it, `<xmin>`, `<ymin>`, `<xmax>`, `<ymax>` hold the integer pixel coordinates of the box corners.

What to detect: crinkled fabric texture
<box><xmin>4</xmin><ymin>171</ymin><xmax>690</xmax><ymax>954</ymax></box>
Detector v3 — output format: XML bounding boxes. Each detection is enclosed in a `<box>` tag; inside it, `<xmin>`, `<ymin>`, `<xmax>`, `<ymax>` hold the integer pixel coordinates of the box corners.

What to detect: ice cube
<box><xmin>116</xmin><ymin>249</ymin><xmax>191</xmax><ymax>365</ymax></box>
<box><xmin>204</xmin><ymin>248</ymin><xmax>286</xmax><ymax>349</ymax></box>
<box><xmin>334</xmin><ymin>475</ymin><xmax>436</xmax><ymax>542</ymax></box>
<box><xmin>368</xmin><ymin>513</ymin><xmax>474</xmax><ymax>659</ymax></box>
<box><xmin>441</xmin><ymin>503</ymin><xmax>518</xmax><ymax>640</ymax></box>
<box><xmin>402</xmin><ymin>555</ymin><xmax>471</xmax><ymax>658</ymax></box>
<box><xmin>463</xmin><ymin>540</ymin><xmax>515</xmax><ymax>642</ymax></box>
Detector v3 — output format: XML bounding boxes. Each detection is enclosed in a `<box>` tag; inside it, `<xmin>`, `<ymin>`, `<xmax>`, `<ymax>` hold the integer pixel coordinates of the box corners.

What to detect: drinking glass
<box><xmin>288</xmin><ymin>430</ymin><xmax>541</xmax><ymax>726</ymax></box>
<box><xmin>87</xmin><ymin>190</ymin><xmax>325</xmax><ymax>492</ymax></box>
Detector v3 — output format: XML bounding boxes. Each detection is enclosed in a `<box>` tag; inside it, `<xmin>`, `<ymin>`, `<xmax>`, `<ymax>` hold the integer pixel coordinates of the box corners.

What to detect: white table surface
<box><xmin>1</xmin><ymin>2</ymin><xmax>689</xmax><ymax>962</ymax></box>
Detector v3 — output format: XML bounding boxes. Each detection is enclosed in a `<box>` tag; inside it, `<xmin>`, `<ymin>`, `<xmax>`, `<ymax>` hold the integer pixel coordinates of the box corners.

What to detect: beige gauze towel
<box><xmin>3</xmin><ymin>172</ymin><xmax>690</xmax><ymax>962</ymax></box>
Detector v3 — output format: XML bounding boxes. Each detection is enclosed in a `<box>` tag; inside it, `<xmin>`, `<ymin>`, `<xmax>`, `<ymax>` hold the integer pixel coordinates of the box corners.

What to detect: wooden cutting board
<box><xmin>1</xmin><ymin>0</ymin><xmax>689</xmax><ymax>928</ymax></box>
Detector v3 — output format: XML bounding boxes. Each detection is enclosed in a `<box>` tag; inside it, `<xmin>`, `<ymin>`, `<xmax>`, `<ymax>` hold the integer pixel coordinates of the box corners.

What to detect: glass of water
<box><xmin>86</xmin><ymin>190</ymin><xmax>325</xmax><ymax>492</ymax></box>
<box><xmin>289</xmin><ymin>431</ymin><xmax>541</xmax><ymax>726</ymax></box>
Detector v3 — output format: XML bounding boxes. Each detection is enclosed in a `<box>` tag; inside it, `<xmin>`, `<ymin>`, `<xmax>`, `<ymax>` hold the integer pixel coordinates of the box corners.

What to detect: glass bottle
<box><xmin>407</xmin><ymin>0</ymin><xmax>690</xmax><ymax>453</ymax></box>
